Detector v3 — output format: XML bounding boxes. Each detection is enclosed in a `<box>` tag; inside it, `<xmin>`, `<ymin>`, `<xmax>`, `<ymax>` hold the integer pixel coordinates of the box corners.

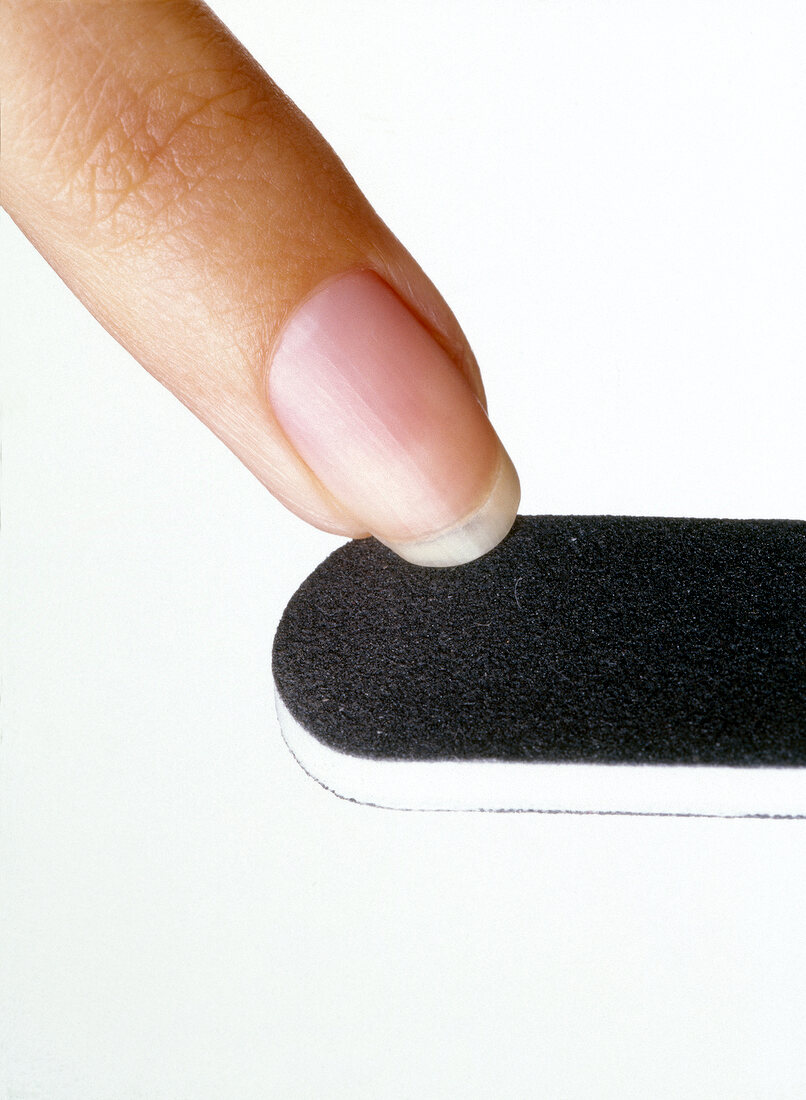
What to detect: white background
<box><xmin>3</xmin><ymin>1</ymin><xmax>806</xmax><ymax>1096</ymax></box>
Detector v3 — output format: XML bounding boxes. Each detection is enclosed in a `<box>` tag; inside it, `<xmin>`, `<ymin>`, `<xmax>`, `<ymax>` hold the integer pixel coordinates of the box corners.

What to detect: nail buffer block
<box><xmin>272</xmin><ymin>516</ymin><xmax>806</xmax><ymax>815</ymax></box>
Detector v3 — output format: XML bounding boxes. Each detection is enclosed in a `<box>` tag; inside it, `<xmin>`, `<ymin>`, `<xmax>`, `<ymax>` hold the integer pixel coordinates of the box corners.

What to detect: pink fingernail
<box><xmin>268</xmin><ymin>270</ymin><xmax>519</xmax><ymax>566</ymax></box>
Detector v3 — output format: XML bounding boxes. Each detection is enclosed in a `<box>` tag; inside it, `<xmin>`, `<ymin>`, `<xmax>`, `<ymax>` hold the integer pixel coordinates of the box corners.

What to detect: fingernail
<box><xmin>268</xmin><ymin>270</ymin><xmax>520</xmax><ymax>566</ymax></box>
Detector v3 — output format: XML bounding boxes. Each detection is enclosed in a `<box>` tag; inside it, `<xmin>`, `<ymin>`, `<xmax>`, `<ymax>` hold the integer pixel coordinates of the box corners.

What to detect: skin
<box><xmin>0</xmin><ymin>0</ymin><xmax>495</xmax><ymax>539</ymax></box>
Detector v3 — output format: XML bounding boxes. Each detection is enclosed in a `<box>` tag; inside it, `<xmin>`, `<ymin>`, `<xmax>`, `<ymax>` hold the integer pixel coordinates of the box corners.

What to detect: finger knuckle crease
<box><xmin>58</xmin><ymin>71</ymin><xmax>271</xmax><ymax>248</ymax></box>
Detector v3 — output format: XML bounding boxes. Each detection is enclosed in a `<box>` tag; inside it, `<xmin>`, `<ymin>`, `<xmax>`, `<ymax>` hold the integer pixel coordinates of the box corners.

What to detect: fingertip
<box><xmin>378</xmin><ymin>449</ymin><xmax>521</xmax><ymax>567</ymax></box>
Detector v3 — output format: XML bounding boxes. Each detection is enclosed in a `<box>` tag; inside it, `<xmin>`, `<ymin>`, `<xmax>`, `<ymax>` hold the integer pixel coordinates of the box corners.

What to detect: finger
<box><xmin>0</xmin><ymin>0</ymin><xmax>519</xmax><ymax>565</ymax></box>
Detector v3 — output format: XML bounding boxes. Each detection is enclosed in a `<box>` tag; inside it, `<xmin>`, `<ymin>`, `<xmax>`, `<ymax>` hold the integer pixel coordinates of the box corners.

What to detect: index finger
<box><xmin>0</xmin><ymin>0</ymin><xmax>519</xmax><ymax>564</ymax></box>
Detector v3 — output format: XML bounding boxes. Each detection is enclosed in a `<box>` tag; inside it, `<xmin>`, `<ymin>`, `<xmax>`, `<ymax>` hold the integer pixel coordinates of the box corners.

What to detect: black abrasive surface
<box><xmin>272</xmin><ymin>516</ymin><xmax>806</xmax><ymax>765</ymax></box>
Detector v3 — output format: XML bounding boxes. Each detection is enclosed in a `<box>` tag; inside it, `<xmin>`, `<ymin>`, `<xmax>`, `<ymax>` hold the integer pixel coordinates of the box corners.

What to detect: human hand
<box><xmin>0</xmin><ymin>0</ymin><xmax>519</xmax><ymax>566</ymax></box>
